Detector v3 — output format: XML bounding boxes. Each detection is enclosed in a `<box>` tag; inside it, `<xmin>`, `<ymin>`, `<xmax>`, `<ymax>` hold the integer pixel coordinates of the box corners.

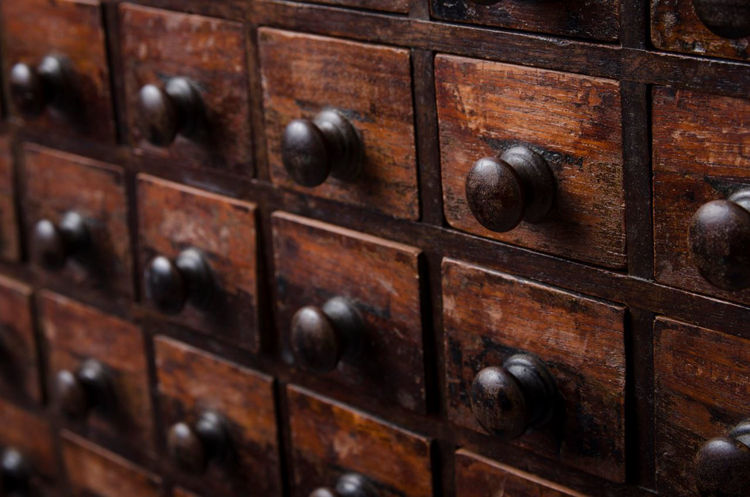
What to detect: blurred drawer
<box><xmin>0</xmin><ymin>136</ymin><xmax>20</xmax><ymax>262</ymax></box>
<box><xmin>0</xmin><ymin>276</ymin><xmax>40</xmax><ymax>403</ymax></box>
<box><xmin>435</xmin><ymin>55</ymin><xmax>625</xmax><ymax>269</ymax></box>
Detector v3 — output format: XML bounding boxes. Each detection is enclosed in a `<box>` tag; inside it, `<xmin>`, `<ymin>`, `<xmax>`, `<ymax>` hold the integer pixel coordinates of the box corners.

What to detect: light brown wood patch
<box><xmin>0</xmin><ymin>275</ymin><xmax>40</xmax><ymax>403</ymax></box>
<box><xmin>0</xmin><ymin>136</ymin><xmax>20</xmax><ymax>261</ymax></box>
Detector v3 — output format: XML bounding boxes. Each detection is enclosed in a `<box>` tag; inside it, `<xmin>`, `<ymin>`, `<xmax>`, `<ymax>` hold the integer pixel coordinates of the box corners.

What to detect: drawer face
<box><xmin>653</xmin><ymin>88</ymin><xmax>750</xmax><ymax>303</ymax></box>
<box><xmin>272</xmin><ymin>212</ymin><xmax>425</xmax><ymax>411</ymax></box>
<box><xmin>654</xmin><ymin>317</ymin><xmax>750</xmax><ymax>496</ymax></box>
<box><xmin>62</xmin><ymin>432</ymin><xmax>162</xmax><ymax>497</ymax></box>
<box><xmin>0</xmin><ymin>136</ymin><xmax>20</xmax><ymax>261</ymax></box>
<box><xmin>22</xmin><ymin>144</ymin><xmax>133</xmax><ymax>299</ymax></box>
<box><xmin>39</xmin><ymin>292</ymin><xmax>155</xmax><ymax>456</ymax></box>
<box><xmin>288</xmin><ymin>385</ymin><xmax>432</xmax><ymax>497</ymax></box>
<box><xmin>442</xmin><ymin>259</ymin><xmax>626</xmax><ymax>481</ymax></box>
<box><xmin>431</xmin><ymin>0</ymin><xmax>619</xmax><ymax>42</ymax></box>
<box><xmin>435</xmin><ymin>55</ymin><xmax>625</xmax><ymax>269</ymax></box>
<box><xmin>259</xmin><ymin>29</ymin><xmax>418</xmax><ymax>219</ymax></box>
<box><xmin>0</xmin><ymin>276</ymin><xmax>40</xmax><ymax>403</ymax></box>
<box><xmin>119</xmin><ymin>4</ymin><xmax>252</xmax><ymax>175</ymax></box>
<box><xmin>1</xmin><ymin>0</ymin><xmax>115</xmax><ymax>142</ymax></box>
<box><xmin>155</xmin><ymin>337</ymin><xmax>280</xmax><ymax>495</ymax></box>
<box><xmin>137</xmin><ymin>175</ymin><xmax>259</xmax><ymax>350</ymax></box>
<box><xmin>300</xmin><ymin>0</ymin><xmax>409</xmax><ymax>13</ymax></box>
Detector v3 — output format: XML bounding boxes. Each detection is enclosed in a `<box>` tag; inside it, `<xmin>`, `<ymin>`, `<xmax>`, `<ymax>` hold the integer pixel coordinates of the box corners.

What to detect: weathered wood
<box><xmin>0</xmin><ymin>397</ymin><xmax>57</xmax><ymax>478</ymax></box>
<box><xmin>0</xmin><ymin>135</ymin><xmax>20</xmax><ymax>261</ymax></box>
<box><xmin>0</xmin><ymin>275</ymin><xmax>40</xmax><ymax>403</ymax></box>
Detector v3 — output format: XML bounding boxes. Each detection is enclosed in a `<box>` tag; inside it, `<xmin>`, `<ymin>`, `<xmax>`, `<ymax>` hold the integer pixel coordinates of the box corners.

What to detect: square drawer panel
<box><xmin>62</xmin><ymin>432</ymin><xmax>162</xmax><ymax>497</ymax></box>
<box><xmin>0</xmin><ymin>136</ymin><xmax>20</xmax><ymax>261</ymax></box>
<box><xmin>39</xmin><ymin>291</ymin><xmax>155</xmax><ymax>457</ymax></box>
<box><xmin>272</xmin><ymin>212</ymin><xmax>425</xmax><ymax>412</ymax></box>
<box><xmin>119</xmin><ymin>4</ymin><xmax>252</xmax><ymax>175</ymax></box>
<box><xmin>288</xmin><ymin>385</ymin><xmax>432</xmax><ymax>497</ymax></box>
<box><xmin>22</xmin><ymin>144</ymin><xmax>133</xmax><ymax>300</ymax></box>
<box><xmin>259</xmin><ymin>29</ymin><xmax>418</xmax><ymax>220</ymax></box>
<box><xmin>442</xmin><ymin>258</ymin><xmax>626</xmax><ymax>482</ymax></box>
<box><xmin>652</xmin><ymin>0</ymin><xmax>750</xmax><ymax>61</ymax></box>
<box><xmin>137</xmin><ymin>175</ymin><xmax>259</xmax><ymax>350</ymax></box>
<box><xmin>1</xmin><ymin>0</ymin><xmax>115</xmax><ymax>142</ymax></box>
<box><xmin>653</xmin><ymin>88</ymin><xmax>750</xmax><ymax>303</ymax></box>
<box><xmin>0</xmin><ymin>276</ymin><xmax>40</xmax><ymax>403</ymax></box>
<box><xmin>435</xmin><ymin>55</ymin><xmax>625</xmax><ymax>269</ymax></box>
<box><xmin>154</xmin><ymin>337</ymin><xmax>281</xmax><ymax>496</ymax></box>
<box><xmin>654</xmin><ymin>317</ymin><xmax>750</xmax><ymax>497</ymax></box>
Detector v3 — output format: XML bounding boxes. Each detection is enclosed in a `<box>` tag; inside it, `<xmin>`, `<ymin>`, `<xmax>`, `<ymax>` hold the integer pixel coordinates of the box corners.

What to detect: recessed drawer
<box><xmin>22</xmin><ymin>144</ymin><xmax>133</xmax><ymax>300</ymax></box>
<box><xmin>39</xmin><ymin>291</ymin><xmax>155</xmax><ymax>457</ymax></box>
<box><xmin>119</xmin><ymin>3</ymin><xmax>252</xmax><ymax>175</ymax></box>
<box><xmin>442</xmin><ymin>258</ymin><xmax>626</xmax><ymax>482</ymax></box>
<box><xmin>288</xmin><ymin>385</ymin><xmax>432</xmax><ymax>497</ymax></box>
<box><xmin>1</xmin><ymin>0</ymin><xmax>115</xmax><ymax>142</ymax></box>
<box><xmin>154</xmin><ymin>336</ymin><xmax>281</xmax><ymax>496</ymax></box>
<box><xmin>259</xmin><ymin>29</ymin><xmax>418</xmax><ymax>220</ymax></box>
<box><xmin>0</xmin><ymin>276</ymin><xmax>40</xmax><ymax>403</ymax></box>
<box><xmin>0</xmin><ymin>136</ymin><xmax>20</xmax><ymax>262</ymax></box>
<box><xmin>272</xmin><ymin>212</ymin><xmax>425</xmax><ymax>412</ymax></box>
<box><xmin>137</xmin><ymin>175</ymin><xmax>259</xmax><ymax>350</ymax></box>
<box><xmin>435</xmin><ymin>55</ymin><xmax>625</xmax><ymax>269</ymax></box>
<box><xmin>654</xmin><ymin>317</ymin><xmax>750</xmax><ymax>497</ymax></box>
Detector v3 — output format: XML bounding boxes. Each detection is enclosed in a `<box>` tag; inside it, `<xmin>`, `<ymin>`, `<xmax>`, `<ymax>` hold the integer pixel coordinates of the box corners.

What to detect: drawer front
<box><xmin>0</xmin><ymin>136</ymin><xmax>20</xmax><ymax>261</ymax></box>
<box><xmin>259</xmin><ymin>29</ymin><xmax>418</xmax><ymax>219</ymax></box>
<box><xmin>39</xmin><ymin>292</ymin><xmax>155</xmax><ymax>456</ymax></box>
<box><xmin>300</xmin><ymin>0</ymin><xmax>408</xmax><ymax>13</ymax></box>
<box><xmin>288</xmin><ymin>385</ymin><xmax>432</xmax><ymax>497</ymax></box>
<box><xmin>654</xmin><ymin>317</ymin><xmax>750</xmax><ymax>497</ymax></box>
<box><xmin>119</xmin><ymin>4</ymin><xmax>252</xmax><ymax>175</ymax></box>
<box><xmin>155</xmin><ymin>337</ymin><xmax>280</xmax><ymax>495</ymax></box>
<box><xmin>137</xmin><ymin>175</ymin><xmax>259</xmax><ymax>350</ymax></box>
<box><xmin>0</xmin><ymin>276</ymin><xmax>40</xmax><ymax>403</ymax></box>
<box><xmin>272</xmin><ymin>212</ymin><xmax>425</xmax><ymax>412</ymax></box>
<box><xmin>436</xmin><ymin>55</ymin><xmax>625</xmax><ymax>269</ymax></box>
<box><xmin>1</xmin><ymin>0</ymin><xmax>115</xmax><ymax>142</ymax></box>
<box><xmin>22</xmin><ymin>144</ymin><xmax>133</xmax><ymax>299</ymax></box>
<box><xmin>442</xmin><ymin>258</ymin><xmax>626</xmax><ymax>482</ymax></box>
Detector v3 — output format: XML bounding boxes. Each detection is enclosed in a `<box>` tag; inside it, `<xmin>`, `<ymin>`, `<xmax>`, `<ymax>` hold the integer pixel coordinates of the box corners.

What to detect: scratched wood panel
<box><xmin>442</xmin><ymin>258</ymin><xmax>626</xmax><ymax>482</ymax></box>
<box><xmin>0</xmin><ymin>275</ymin><xmax>40</xmax><ymax>403</ymax></box>
<box><xmin>39</xmin><ymin>291</ymin><xmax>155</xmax><ymax>457</ymax></box>
<box><xmin>0</xmin><ymin>0</ymin><xmax>115</xmax><ymax>141</ymax></box>
<box><xmin>137</xmin><ymin>175</ymin><xmax>259</xmax><ymax>350</ymax></box>
<box><xmin>22</xmin><ymin>144</ymin><xmax>133</xmax><ymax>299</ymax></box>
<box><xmin>272</xmin><ymin>212</ymin><xmax>425</xmax><ymax>412</ymax></box>
<box><xmin>0</xmin><ymin>136</ymin><xmax>20</xmax><ymax>261</ymax></box>
<box><xmin>435</xmin><ymin>55</ymin><xmax>625</xmax><ymax>269</ymax></box>
<box><xmin>288</xmin><ymin>385</ymin><xmax>432</xmax><ymax>497</ymax></box>
<box><xmin>155</xmin><ymin>336</ymin><xmax>281</xmax><ymax>496</ymax></box>
<box><xmin>259</xmin><ymin>28</ymin><xmax>418</xmax><ymax>219</ymax></box>
<box><xmin>653</xmin><ymin>87</ymin><xmax>750</xmax><ymax>305</ymax></box>
<box><xmin>119</xmin><ymin>3</ymin><xmax>253</xmax><ymax>175</ymax></box>
<box><xmin>654</xmin><ymin>317</ymin><xmax>750</xmax><ymax>496</ymax></box>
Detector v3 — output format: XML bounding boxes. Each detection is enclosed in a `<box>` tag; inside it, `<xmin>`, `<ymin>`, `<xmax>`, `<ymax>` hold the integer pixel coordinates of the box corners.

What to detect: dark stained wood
<box><xmin>0</xmin><ymin>275</ymin><xmax>40</xmax><ymax>403</ymax></box>
<box><xmin>300</xmin><ymin>0</ymin><xmax>409</xmax><ymax>13</ymax></box>
<box><xmin>0</xmin><ymin>135</ymin><xmax>20</xmax><ymax>261</ymax></box>
<box><xmin>259</xmin><ymin>28</ymin><xmax>418</xmax><ymax>220</ymax></box>
<box><xmin>0</xmin><ymin>396</ymin><xmax>57</xmax><ymax>478</ymax></box>
<box><xmin>173</xmin><ymin>488</ymin><xmax>200</xmax><ymax>497</ymax></box>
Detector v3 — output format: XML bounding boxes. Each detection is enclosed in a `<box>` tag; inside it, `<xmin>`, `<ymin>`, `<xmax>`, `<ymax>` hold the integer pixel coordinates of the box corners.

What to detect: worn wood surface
<box><xmin>301</xmin><ymin>0</ymin><xmax>409</xmax><ymax>13</ymax></box>
<box><xmin>0</xmin><ymin>396</ymin><xmax>57</xmax><ymax>478</ymax></box>
<box><xmin>0</xmin><ymin>275</ymin><xmax>40</xmax><ymax>403</ymax></box>
<box><xmin>259</xmin><ymin>28</ymin><xmax>418</xmax><ymax>220</ymax></box>
<box><xmin>0</xmin><ymin>135</ymin><xmax>20</xmax><ymax>261</ymax></box>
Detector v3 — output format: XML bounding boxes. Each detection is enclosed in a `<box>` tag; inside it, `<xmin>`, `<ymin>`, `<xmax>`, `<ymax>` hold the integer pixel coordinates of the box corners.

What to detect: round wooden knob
<box><xmin>309</xmin><ymin>473</ymin><xmax>378</xmax><ymax>497</ymax></box>
<box><xmin>138</xmin><ymin>77</ymin><xmax>204</xmax><ymax>147</ymax></box>
<box><xmin>689</xmin><ymin>189</ymin><xmax>750</xmax><ymax>291</ymax></box>
<box><xmin>1</xmin><ymin>447</ymin><xmax>30</xmax><ymax>496</ymax></box>
<box><xmin>145</xmin><ymin>248</ymin><xmax>214</xmax><ymax>314</ymax></box>
<box><xmin>470</xmin><ymin>354</ymin><xmax>557</xmax><ymax>440</ymax></box>
<box><xmin>9</xmin><ymin>55</ymin><xmax>74</xmax><ymax>117</ymax></box>
<box><xmin>55</xmin><ymin>359</ymin><xmax>113</xmax><ymax>419</ymax></box>
<box><xmin>32</xmin><ymin>211</ymin><xmax>89</xmax><ymax>270</ymax></box>
<box><xmin>695</xmin><ymin>420</ymin><xmax>750</xmax><ymax>497</ymax></box>
<box><xmin>167</xmin><ymin>411</ymin><xmax>229</xmax><ymax>474</ymax></box>
<box><xmin>291</xmin><ymin>297</ymin><xmax>364</xmax><ymax>373</ymax></box>
<box><xmin>692</xmin><ymin>0</ymin><xmax>750</xmax><ymax>38</ymax></box>
<box><xmin>9</xmin><ymin>63</ymin><xmax>45</xmax><ymax>116</ymax></box>
<box><xmin>465</xmin><ymin>146</ymin><xmax>555</xmax><ymax>233</ymax></box>
<box><xmin>281</xmin><ymin>108</ymin><xmax>363</xmax><ymax>187</ymax></box>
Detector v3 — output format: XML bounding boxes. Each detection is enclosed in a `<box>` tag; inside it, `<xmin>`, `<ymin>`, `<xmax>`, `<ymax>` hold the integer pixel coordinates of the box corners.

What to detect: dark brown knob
<box><xmin>167</xmin><ymin>411</ymin><xmax>229</xmax><ymax>474</ymax></box>
<box><xmin>309</xmin><ymin>473</ymin><xmax>378</xmax><ymax>497</ymax></box>
<box><xmin>470</xmin><ymin>354</ymin><xmax>557</xmax><ymax>440</ymax></box>
<box><xmin>692</xmin><ymin>0</ymin><xmax>750</xmax><ymax>38</ymax></box>
<box><xmin>695</xmin><ymin>420</ymin><xmax>750</xmax><ymax>497</ymax></box>
<box><xmin>55</xmin><ymin>359</ymin><xmax>113</xmax><ymax>419</ymax></box>
<box><xmin>689</xmin><ymin>189</ymin><xmax>750</xmax><ymax>291</ymax></box>
<box><xmin>9</xmin><ymin>55</ymin><xmax>74</xmax><ymax>117</ymax></box>
<box><xmin>32</xmin><ymin>211</ymin><xmax>89</xmax><ymax>270</ymax></box>
<box><xmin>465</xmin><ymin>146</ymin><xmax>555</xmax><ymax>233</ymax></box>
<box><xmin>1</xmin><ymin>447</ymin><xmax>30</xmax><ymax>496</ymax></box>
<box><xmin>291</xmin><ymin>296</ymin><xmax>364</xmax><ymax>374</ymax></box>
<box><xmin>145</xmin><ymin>248</ymin><xmax>214</xmax><ymax>314</ymax></box>
<box><xmin>138</xmin><ymin>77</ymin><xmax>204</xmax><ymax>147</ymax></box>
<box><xmin>281</xmin><ymin>108</ymin><xmax>363</xmax><ymax>187</ymax></box>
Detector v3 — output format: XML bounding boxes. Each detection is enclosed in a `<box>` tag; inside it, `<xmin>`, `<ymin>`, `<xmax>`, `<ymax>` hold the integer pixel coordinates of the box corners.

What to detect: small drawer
<box><xmin>288</xmin><ymin>385</ymin><xmax>432</xmax><ymax>497</ymax></box>
<box><xmin>0</xmin><ymin>136</ymin><xmax>20</xmax><ymax>261</ymax></box>
<box><xmin>652</xmin><ymin>0</ymin><xmax>750</xmax><ymax>61</ymax></box>
<box><xmin>0</xmin><ymin>276</ymin><xmax>40</xmax><ymax>403</ymax></box>
<box><xmin>154</xmin><ymin>337</ymin><xmax>281</xmax><ymax>495</ymax></box>
<box><xmin>39</xmin><ymin>291</ymin><xmax>155</xmax><ymax>457</ymax></box>
<box><xmin>119</xmin><ymin>4</ymin><xmax>252</xmax><ymax>175</ymax></box>
<box><xmin>442</xmin><ymin>258</ymin><xmax>626</xmax><ymax>482</ymax></box>
<box><xmin>654</xmin><ymin>317</ymin><xmax>750</xmax><ymax>497</ymax></box>
<box><xmin>137</xmin><ymin>175</ymin><xmax>259</xmax><ymax>350</ymax></box>
<box><xmin>259</xmin><ymin>29</ymin><xmax>418</xmax><ymax>220</ymax></box>
<box><xmin>22</xmin><ymin>144</ymin><xmax>133</xmax><ymax>300</ymax></box>
<box><xmin>272</xmin><ymin>212</ymin><xmax>425</xmax><ymax>412</ymax></box>
<box><xmin>1</xmin><ymin>0</ymin><xmax>115</xmax><ymax>142</ymax></box>
<box><xmin>62</xmin><ymin>432</ymin><xmax>162</xmax><ymax>497</ymax></box>
<box><xmin>435</xmin><ymin>55</ymin><xmax>625</xmax><ymax>269</ymax></box>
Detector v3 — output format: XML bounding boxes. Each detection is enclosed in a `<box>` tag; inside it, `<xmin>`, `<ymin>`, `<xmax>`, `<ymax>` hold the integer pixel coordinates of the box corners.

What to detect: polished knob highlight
<box><xmin>167</xmin><ymin>411</ymin><xmax>229</xmax><ymax>473</ymax></box>
<box><xmin>9</xmin><ymin>55</ymin><xmax>75</xmax><ymax>117</ymax></box>
<box><xmin>32</xmin><ymin>211</ymin><xmax>89</xmax><ymax>270</ymax></box>
<box><xmin>695</xmin><ymin>419</ymin><xmax>750</xmax><ymax>497</ymax></box>
<box><xmin>145</xmin><ymin>248</ymin><xmax>214</xmax><ymax>314</ymax></box>
<box><xmin>55</xmin><ymin>359</ymin><xmax>113</xmax><ymax>419</ymax></box>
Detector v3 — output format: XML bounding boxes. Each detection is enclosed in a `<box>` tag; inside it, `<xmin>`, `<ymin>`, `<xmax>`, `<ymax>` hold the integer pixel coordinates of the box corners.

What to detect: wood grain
<box><xmin>0</xmin><ymin>135</ymin><xmax>20</xmax><ymax>261</ymax></box>
<box><xmin>0</xmin><ymin>396</ymin><xmax>57</xmax><ymax>478</ymax></box>
<box><xmin>300</xmin><ymin>0</ymin><xmax>409</xmax><ymax>13</ymax></box>
<box><xmin>435</xmin><ymin>55</ymin><xmax>625</xmax><ymax>269</ymax></box>
<box><xmin>0</xmin><ymin>275</ymin><xmax>40</xmax><ymax>403</ymax></box>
